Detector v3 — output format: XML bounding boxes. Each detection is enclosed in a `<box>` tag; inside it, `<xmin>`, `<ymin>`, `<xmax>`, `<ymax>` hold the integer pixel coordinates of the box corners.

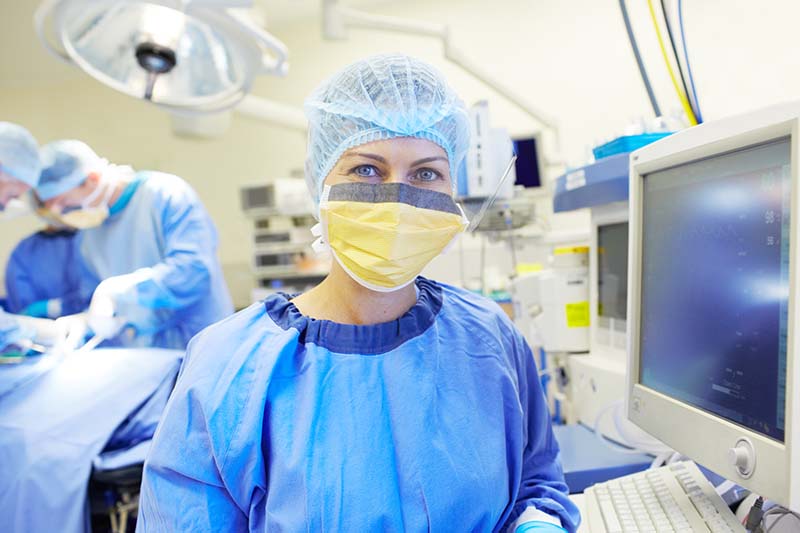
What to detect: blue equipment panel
<box><xmin>553</xmin><ymin>154</ymin><xmax>630</xmax><ymax>213</ymax></box>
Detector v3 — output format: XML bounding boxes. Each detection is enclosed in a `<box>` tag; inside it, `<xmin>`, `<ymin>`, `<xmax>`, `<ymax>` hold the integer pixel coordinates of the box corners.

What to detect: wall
<box><xmin>0</xmin><ymin>81</ymin><xmax>307</xmax><ymax>307</ymax></box>
<box><xmin>2</xmin><ymin>0</ymin><xmax>800</xmax><ymax>306</ymax></box>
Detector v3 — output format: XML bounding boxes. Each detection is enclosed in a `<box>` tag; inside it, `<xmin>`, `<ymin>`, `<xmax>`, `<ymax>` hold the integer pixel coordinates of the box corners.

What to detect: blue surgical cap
<box><xmin>36</xmin><ymin>140</ymin><xmax>103</xmax><ymax>201</ymax></box>
<box><xmin>0</xmin><ymin>122</ymin><xmax>41</xmax><ymax>187</ymax></box>
<box><xmin>304</xmin><ymin>54</ymin><xmax>470</xmax><ymax>205</ymax></box>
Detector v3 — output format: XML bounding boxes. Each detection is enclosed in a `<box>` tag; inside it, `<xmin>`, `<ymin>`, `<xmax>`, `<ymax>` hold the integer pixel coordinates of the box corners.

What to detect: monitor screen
<box><xmin>598</xmin><ymin>222</ymin><xmax>629</xmax><ymax>320</ymax></box>
<box><xmin>241</xmin><ymin>185</ymin><xmax>270</xmax><ymax>211</ymax></box>
<box><xmin>513</xmin><ymin>137</ymin><xmax>541</xmax><ymax>188</ymax></box>
<box><xmin>639</xmin><ymin>138</ymin><xmax>791</xmax><ymax>442</ymax></box>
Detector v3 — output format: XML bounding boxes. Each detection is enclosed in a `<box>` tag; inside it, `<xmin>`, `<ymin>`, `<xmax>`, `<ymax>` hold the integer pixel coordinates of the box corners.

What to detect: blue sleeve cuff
<box><xmin>22</xmin><ymin>300</ymin><xmax>50</xmax><ymax>318</ymax></box>
<box><xmin>515</xmin><ymin>521</ymin><xmax>568</xmax><ymax>533</ymax></box>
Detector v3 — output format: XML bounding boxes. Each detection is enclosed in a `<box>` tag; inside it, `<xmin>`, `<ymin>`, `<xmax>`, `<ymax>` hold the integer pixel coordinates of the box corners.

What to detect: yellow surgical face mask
<box><xmin>39</xmin><ymin>177</ymin><xmax>114</xmax><ymax>230</ymax></box>
<box><xmin>318</xmin><ymin>182</ymin><xmax>468</xmax><ymax>292</ymax></box>
<box><xmin>58</xmin><ymin>207</ymin><xmax>109</xmax><ymax>229</ymax></box>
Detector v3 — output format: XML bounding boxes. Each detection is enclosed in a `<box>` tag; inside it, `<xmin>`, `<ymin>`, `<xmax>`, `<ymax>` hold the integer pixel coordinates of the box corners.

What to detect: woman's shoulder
<box><xmin>427</xmin><ymin>279</ymin><xmax>526</xmax><ymax>352</ymax></box>
<box><xmin>147</xmin><ymin>300</ymin><xmax>297</xmax><ymax>482</ymax></box>
<box><xmin>433</xmin><ymin>280</ymin><xmax>516</xmax><ymax>328</ymax></box>
<box><xmin>178</xmin><ymin>298</ymin><xmax>299</xmax><ymax>394</ymax></box>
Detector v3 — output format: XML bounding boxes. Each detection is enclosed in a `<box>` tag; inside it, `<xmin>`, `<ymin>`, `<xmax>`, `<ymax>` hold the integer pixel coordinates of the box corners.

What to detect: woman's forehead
<box><xmin>341</xmin><ymin>138</ymin><xmax>447</xmax><ymax>160</ymax></box>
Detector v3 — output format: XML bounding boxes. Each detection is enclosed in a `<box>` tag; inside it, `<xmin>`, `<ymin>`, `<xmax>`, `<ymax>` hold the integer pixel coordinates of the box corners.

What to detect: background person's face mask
<box><xmin>50</xmin><ymin>178</ymin><xmax>114</xmax><ymax>229</ymax></box>
<box><xmin>316</xmin><ymin>182</ymin><xmax>468</xmax><ymax>292</ymax></box>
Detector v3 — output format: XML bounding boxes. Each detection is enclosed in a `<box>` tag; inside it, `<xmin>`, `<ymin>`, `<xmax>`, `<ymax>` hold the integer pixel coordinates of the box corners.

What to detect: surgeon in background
<box><xmin>4</xmin><ymin>225</ymin><xmax>89</xmax><ymax>318</ymax></box>
<box><xmin>0</xmin><ymin>121</ymin><xmax>42</xmax><ymax>350</ymax></box>
<box><xmin>36</xmin><ymin>141</ymin><xmax>233</xmax><ymax>349</ymax></box>
<box><xmin>138</xmin><ymin>54</ymin><xmax>579</xmax><ymax>532</ymax></box>
<box><xmin>0</xmin><ymin>121</ymin><xmax>40</xmax><ymax>217</ymax></box>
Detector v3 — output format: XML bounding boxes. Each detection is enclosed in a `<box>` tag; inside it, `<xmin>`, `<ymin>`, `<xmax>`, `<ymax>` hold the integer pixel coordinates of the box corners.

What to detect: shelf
<box><xmin>253</xmin><ymin>242</ymin><xmax>313</xmax><ymax>254</ymax></box>
<box><xmin>254</xmin><ymin>267</ymin><xmax>329</xmax><ymax>279</ymax></box>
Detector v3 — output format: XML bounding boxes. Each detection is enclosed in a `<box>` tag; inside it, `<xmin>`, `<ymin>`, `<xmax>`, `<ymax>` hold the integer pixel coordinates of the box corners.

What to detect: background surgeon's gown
<box><xmin>77</xmin><ymin>171</ymin><xmax>233</xmax><ymax>349</ymax></box>
<box><xmin>138</xmin><ymin>277</ymin><xmax>580</xmax><ymax>532</ymax></box>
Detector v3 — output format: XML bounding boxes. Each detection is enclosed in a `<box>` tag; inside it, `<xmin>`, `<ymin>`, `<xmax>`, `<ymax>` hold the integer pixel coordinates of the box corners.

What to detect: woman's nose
<box><xmin>385</xmin><ymin>172</ymin><xmax>405</xmax><ymax>185</ymax></box>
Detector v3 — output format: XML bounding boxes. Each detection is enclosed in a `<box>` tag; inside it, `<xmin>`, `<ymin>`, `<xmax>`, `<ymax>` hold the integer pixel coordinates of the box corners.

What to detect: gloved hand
<box><xmin>515</xmin><ymin>522</ymin><xmax>568</xmax><ymax>533</ymax></box>
<box><xmin>89</xmin><ymin>272</ymin><xmax>165</xmax><ymax>340</ymax></box>
<box><xmin>55</xmin><ymin>313</ymin><xmax>89</xmax><ymax>351</ymax></box>
<box><xmin>88</xmin><ymin>288</ymin><xmax>125</xmax><ymax>341</ymax></box>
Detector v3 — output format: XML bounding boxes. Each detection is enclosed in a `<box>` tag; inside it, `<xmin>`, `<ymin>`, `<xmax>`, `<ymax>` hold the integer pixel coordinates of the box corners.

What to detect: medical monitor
<box><xmin>628</xmin><ymin>102</ymin><xmax>800</xmax><ymax>510</ymax></box>
<box><xmin>512</xmin><ymin>136</ymin><xmax>542</xmax><ymax>189</ymax></box>
<box><xmin>591</xmin><ymin>211</ymin><xmax>630</xmax><ymax>354</ymax></box>
<box><xmin>599</xmin><ymin>222</ymin><xmax>629</xmax><ymax>321</ymax></box>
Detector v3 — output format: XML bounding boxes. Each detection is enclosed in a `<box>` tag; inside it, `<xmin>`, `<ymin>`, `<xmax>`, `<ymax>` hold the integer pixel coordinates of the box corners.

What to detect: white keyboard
<box><xmin>584</xmin><ymin>461</ymin><xmax>745</xmax><ymax>532</ymax></box>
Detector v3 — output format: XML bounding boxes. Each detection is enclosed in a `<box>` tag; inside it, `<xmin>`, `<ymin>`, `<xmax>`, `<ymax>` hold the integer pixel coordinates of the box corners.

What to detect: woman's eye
<box><xmin>352</xmin><ymin>165</ymin><xmax>379</xmax><ymax>177</ymax></box>
<box><xmin>415</xmin><ymin>168</ymin><xmax>441</xmax><ymax>182</ymax></box>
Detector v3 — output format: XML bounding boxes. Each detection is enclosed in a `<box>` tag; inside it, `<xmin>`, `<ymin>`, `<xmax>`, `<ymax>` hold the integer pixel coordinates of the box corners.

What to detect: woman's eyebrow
<box><xmin>410</xmin><ymin>156</ymin><xmax>448</xmax><ymax>166</ymax></box>
<box><xmin>346</xmin><ymin>152</ymin><xmax>387</xmax><ymax>163</ymax></box>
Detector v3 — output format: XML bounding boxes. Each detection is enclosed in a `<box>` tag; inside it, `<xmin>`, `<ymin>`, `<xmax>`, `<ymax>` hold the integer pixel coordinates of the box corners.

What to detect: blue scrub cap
<box><xmin>0</xmin><ymin>122</ymin><xmax>41</xmax><ymax>187</ymax></box>
<box><xmin>36</xmin><ymin>140</ymin><xmax>103</xmax><ymax>201</ymax></box>
<box><xmin>304</xmin><ymin>54</ymin><xmax>470</xmax><ymax>205</ymax></box>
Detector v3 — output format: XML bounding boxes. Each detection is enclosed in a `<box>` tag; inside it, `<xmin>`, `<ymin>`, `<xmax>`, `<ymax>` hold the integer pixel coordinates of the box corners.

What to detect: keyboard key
<box><xmin>600</xmin><ymin>500</ymin><xmax>623</xmax><ymax>532</ymax></box>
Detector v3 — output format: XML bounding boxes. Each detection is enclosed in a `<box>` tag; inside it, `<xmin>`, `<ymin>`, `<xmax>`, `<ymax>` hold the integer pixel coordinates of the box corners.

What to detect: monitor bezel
<box><xmin>627</xmin><ymin>103</ymin><xmax>800</xmax><ymax>510</ymax></box>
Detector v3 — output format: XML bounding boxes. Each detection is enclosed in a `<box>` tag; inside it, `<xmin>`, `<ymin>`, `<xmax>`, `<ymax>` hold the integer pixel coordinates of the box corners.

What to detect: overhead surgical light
<box><xmin>35</xmin><ymin>0</ymin><xmax>290</xmax><ymax>114</ymax></box>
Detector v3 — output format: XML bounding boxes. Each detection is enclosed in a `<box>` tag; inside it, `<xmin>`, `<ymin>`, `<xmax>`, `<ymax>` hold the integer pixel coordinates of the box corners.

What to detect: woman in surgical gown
<box><xmin>138</xmin><ymin>54</ymin><xmax>580</xmax><ymax>533</ymax></box>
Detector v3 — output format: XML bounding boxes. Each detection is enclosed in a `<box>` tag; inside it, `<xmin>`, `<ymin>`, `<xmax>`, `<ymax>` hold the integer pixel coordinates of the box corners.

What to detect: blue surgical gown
<box><xmin>4</xmin><ymin>229</ymin><xmax>91</xmax><ymax>317</ymax></box>
<box><xmin>138</xmin><ymin>277</ymin><xmax>580</xmax><ymax>532</ymax></box>
<box><xmin>77</xmin><ymin>171</ymin><xmax>233</xmax><ymax>349</ymax></box>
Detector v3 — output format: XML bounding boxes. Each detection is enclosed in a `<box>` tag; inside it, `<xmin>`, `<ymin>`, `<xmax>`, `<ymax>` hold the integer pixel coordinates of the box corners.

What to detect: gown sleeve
<box><xmin>137</xmin><ymin>308</ymin><xmax>272</xmax><ymax>531</ymax></box>
<box><xmin>501</xmin><ymin>328</ymin><xmax>581</xmax><ymax>533</ymax></box>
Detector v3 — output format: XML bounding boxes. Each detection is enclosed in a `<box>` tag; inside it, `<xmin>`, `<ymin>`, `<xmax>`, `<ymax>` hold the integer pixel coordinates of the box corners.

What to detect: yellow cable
<box><xmin>647</xmin><ymin>0</ymin><xmax>697</xmax><ymax>125</ymax></box>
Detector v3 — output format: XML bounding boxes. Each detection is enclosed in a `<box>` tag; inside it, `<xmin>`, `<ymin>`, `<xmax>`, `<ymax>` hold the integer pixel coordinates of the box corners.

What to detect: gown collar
<box><xmin>108</xmin><ymin>173</ymin><xmax>146</xmax><ymax>217</ymax></box>
<box><xmin>264</xmin><ymin>277</ymin><xmax>443</xmax><ymax>355</ymax></box>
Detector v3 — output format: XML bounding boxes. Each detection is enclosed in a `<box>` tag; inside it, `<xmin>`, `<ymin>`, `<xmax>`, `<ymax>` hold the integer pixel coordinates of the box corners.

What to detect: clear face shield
<box><xmin>455</xmin><ymin>155</ymin><xmax>518</xmax><ymax>233</ymax></box>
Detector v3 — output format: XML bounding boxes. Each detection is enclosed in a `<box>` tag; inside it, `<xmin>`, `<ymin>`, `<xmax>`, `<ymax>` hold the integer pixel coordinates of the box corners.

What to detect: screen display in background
<box><xmin>242</xmin><ymin>186</ymin><xmax>270</xmax><ymax>210</ymax></box>
<box><xmin>598</xmin><ymin>222</ymin><xmax>629</xmax><ymax>320</ymax></box>
<box><xmin>513</xmin><ymin>137</ymin><xmax>541</xmax><ymax>188</ymax></box>
<box><xmin>639</xmin><ymin>138</ymin><xmax>790</xmax><ymax>442</ymax></box>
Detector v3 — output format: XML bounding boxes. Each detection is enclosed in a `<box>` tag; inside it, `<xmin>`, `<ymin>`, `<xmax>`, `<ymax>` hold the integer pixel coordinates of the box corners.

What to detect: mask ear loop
<box><xmin>462</xmin><ymin>155</ymin><xmax>517</xmax><ymax>233</ymax></box>
<box><xmin>310</xmin><ymin>223</ymin><xmax>328</xmax><ymax>253</ymax></box>
<box><xmin>95</xmin><ymin>177</ymin><xmax>116</xmax><ymax>212</ymax></box>
<box><xmin>80</xmin><ymin>174</ymin><xmax>113</xmax><ymax>210</ymax></box>
<box><xmin>310</xmin><ymin>185</ymin><xmax>332</xmax><ymax>253</ymax></box>
<box><xmin>73</xmin><ymin>155</ymin><xmax>112</xmax><ymax>211</ymax></box>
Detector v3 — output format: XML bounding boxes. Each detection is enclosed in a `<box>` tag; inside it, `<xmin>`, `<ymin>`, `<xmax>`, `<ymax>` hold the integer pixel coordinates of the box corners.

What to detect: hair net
<box><xmin>304</xmin><ymin>54</ymin><xmax>470</xmax><ymax>206</ymax></box>
<box><xmin>0</xmin><ymin>122</ymin><xmax>41</xmax><ymax>187</ymax></box>
<box><xmin>36</xmin><ymin>140</ymin><xmax>105</xmax><ymax>201</ymax></box>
